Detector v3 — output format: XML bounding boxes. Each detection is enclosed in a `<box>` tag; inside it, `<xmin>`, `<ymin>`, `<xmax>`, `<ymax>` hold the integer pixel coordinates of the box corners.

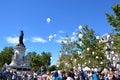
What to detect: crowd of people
<box><xmin>0</xmin><ymin>67</ymin><xmax>120</xmax><ymax>80</ymax></box>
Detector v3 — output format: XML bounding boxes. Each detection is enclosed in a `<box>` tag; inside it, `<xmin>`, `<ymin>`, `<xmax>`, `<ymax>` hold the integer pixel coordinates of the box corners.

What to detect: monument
<box><xmin>4</xmin><ymin>30</ymin><xmax>31</xmax><ymax>76</ymax></box>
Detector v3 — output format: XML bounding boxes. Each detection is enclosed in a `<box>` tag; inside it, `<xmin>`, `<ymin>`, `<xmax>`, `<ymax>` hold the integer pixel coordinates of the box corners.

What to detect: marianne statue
<box><xmin>18</xmin><ymin>30</ymin><xmax>25</xmax><ymax>47</ymax></box>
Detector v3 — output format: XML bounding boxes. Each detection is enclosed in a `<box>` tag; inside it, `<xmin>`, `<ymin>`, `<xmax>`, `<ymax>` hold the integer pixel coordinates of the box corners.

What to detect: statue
<box><xmin>18</xmin><ymin>30</ymin><xmax>25</xmax><ymax>47</ymax></box>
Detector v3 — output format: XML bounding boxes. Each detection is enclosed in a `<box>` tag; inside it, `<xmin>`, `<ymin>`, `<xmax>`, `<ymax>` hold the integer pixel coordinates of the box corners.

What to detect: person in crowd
<box><xmin>84</xmin><ymin>71</ymin><xmax>89</xmax><ymax>80</ymax></box>
<box><xmin>117</xmin><ymin>69</ymin><xmax>120</xmax><ymax>79</ymax></box>
<box><xmin>70</xmin><ymin>68</ymin><xmax>75</xmax><ymax>80</ymax></box>
<box><xmin>107</xmin><ymin>69</ymin><xmax>113</xmax><ymax>80</ymax></box>
<box><xmin>12</xmin><ymin>71</ymin><xmax>17</xmax><ymax>80</ymax></box>
<box><xmin>42</xmin><ymin>72</ymin><xmax>47</xmax><ymax>80</ymax></box>
<box><xmin>56</xmin><ymin>70</ymin><xmax>63</xmax><ymax>80</ymax></box>
<box><xmin>6</xmin><ymin>70</ymin><xmax>11</xmax><ymax>80</ymax></box>
<box><xmin>103</xmin><ymin>73</ymin><xmax>109</xmax><ymax>80</ymax></box>
<box><xmin>39</xmin><ymin>76</ymin><xmax>43</xmax><ymax>80</ymax></box>
<box><xmin>40</xmin><ymin>66</ymin><xmax>47</xmax><ymax>80</ymax></box>
<box><xmin>33</xmin><ymin>70</ymin><xmax>38</xmax><ymax>80</ymax></box>
<box><xmin>87</xmin><ymin>71</ymin><xmax>92</xmax><ymax>80</ymax></box>
<box><xmin>91</xmin><ymin>71</ymin><xmax>99</xmax><ymax>80</ymax></box>
<box><xmin>79</xmin><ymin>70</ymin><xmax>85</xmax><ymax>80</ymax></box>
<box><xmin>40</xmin><ymin>66</ymin><xmax>47</xmax><ymax>76</ymax></box>
<box><xmin>46</xmin><ymin>71</ymin><xmax>51</xmax><ymax>80</ymax></box>
<box><xmin>52</xmin><ymin>70</ymin><xmax>58</xmax><ymax>80</ymax></box>
<box><xmin>74</xmin><ymin>70</ymin><xmax>79</xmax><ymax>80</ymax></box>
<box><xmin>50</xmin><ymin>71</ymin><xmax>54</xmax><ymax>80</ymax></box>
<box><xmin>1</xmin><ymin>70</ymin><xmax>8</xmax><ymax>80</ymax></box>
<box><xmin>27</xmin><ymin>72</ymin><xmax>33</xmax><ymax>80</ymax></box>
<box><xmin>21</xmin><ymin>71</ymin><xmax>28</xmax><ymax>80</ymax></box>
<box><xmin>66</xmin><ymin>71</ymin><xmax>73</xmax><ymax>80</ymax></box>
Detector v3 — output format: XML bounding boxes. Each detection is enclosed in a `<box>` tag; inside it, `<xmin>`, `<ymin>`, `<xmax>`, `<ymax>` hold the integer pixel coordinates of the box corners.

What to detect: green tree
<box><xmin>26</xmin><ymin>51</ymin><xmax>40</xmax><ymax>70</ymax></box>
<box><xmin>60</xmin><ymin>35</ymin><xmax>76</xmax><ymax>55</ymax></box>
<box><xmin>0</xmin><ymin>46</ymin><xmax>13</xmax><ymax>70</ymax></box>
<box><xmin>106</xmin><ymin>4</ymin><xmax>120</xmax><ymax>58</ymax></box>
<box><xmin>47</xmin><ymin>65</ymin><xmax>56</xmax><ymax>72</ymax></box>
<box><xmin>106</xmin><ymin>3</ymin><xmax>120</xmax><ymax>32</ymax></box>
<box><xmin>27</xmin><ymin>51</ymin><xmax>37</xmax><ymax>61</ymax></box>
<box><xmin>26</xmin><ymin>51</ymin><xmax>52</xmax><ymax>70</ymax></box>
<box><xmin>57</xmin><ymin>54</ymin><xmax>72</xmax><ymax>70</ymax></box>
<box><xmin>41</xmin><ymin>52</ymin><xmax>52</xmax><ymax>67</ymax></box>
<box><xmin>58</xmin><ymin>35</ymin><xmax>76</xmax><ymax>70</ymax></box>
<box><xmin>76</xmin><ymin>25</ymin><xmax>106</xmax><ymax>68</ymax></box>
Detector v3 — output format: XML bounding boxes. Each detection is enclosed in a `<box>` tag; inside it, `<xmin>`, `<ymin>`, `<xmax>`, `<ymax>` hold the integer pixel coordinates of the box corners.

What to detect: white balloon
<box><xmin>78</xmin><ymin>33</ymin><xmax>83</xmax><ymax>38</ymax></box>
<box><xmin>96</xmin><ymin>36</ymin><xmax>100</xmax><ymax>39</ymax></box>
<box><xmin>92</xmin><ymin>52</ymin><xmax>95</xmax><ymax>55</ymax></box>
<box><xmin>46</xmin><ymin>18</ymin><xmax>51</xmax><ymax>23</ymax></box>
<box><xmin>72</xmin><ymin>32</ymin><xmax>76</xmax><ymax>35</ymax></box>
<box><xmin>87</xmin><ymin>48</ymin><xmax>90</xmax><ymax>51</ymax></box>
<box><xmin>79</xmin><ymin>25</ymin><xmax>82</xmax><ymax>30</ymax></box>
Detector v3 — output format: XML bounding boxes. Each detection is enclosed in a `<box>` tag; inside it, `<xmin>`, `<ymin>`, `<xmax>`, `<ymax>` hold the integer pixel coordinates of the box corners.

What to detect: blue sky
<box><xmin>0</xmin><ymin>0</ymin><xmax>119</xmax><ymax>65</ymax></box>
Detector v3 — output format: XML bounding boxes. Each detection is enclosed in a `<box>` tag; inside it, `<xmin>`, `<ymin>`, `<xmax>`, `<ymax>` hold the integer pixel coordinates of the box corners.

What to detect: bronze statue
<box><xmin>18</xmin><ymin>30</ymin><xmax>25</xmax><ymax>47</ymax></box>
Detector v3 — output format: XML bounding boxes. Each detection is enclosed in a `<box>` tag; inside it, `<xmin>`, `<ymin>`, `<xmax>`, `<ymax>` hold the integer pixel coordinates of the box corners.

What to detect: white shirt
<box><xmin>33</xmin><ymin>72</ymin><xmax>37</xmax><ymax>78</ymax></box>
<box><xmin>66</xmin><ymin>77</ymin><xmax>73</xmax><ymax>80</ymax></box>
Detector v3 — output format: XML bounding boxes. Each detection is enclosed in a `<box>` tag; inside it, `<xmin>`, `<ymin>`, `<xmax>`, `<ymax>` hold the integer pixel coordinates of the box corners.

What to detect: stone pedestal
<box><xmin>10</xmin><ymin>45</ymin><xmax>27</xmax><ymax>66</ymax></box>
<box><xmin>7</xmin><ymin>45</ymin><xmax>31</xmax><ymax>76</ymax></box>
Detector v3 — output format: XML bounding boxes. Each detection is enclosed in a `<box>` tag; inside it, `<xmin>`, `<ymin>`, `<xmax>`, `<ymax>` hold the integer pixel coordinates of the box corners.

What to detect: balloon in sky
<box><xmin>79</xmin><ymin>25</ymin><xmax>82</xmax><ymax>30</ymax></box>
<box><xmin>46</xmin><ymin>18</ymin><xmax>51</xmax><ymax>23</ymax></box>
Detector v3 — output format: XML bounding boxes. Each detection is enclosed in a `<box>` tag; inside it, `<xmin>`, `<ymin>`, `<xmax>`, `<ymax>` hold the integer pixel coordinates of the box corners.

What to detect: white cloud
<box><xmin>55</xmin><ymin>36</ymin><xmax>76</xmax><ymax>44</ymax></box>
<box><xmin>55</xmin><ymin>36</ymin><xmax>65</xmax><ymax>43</ymax></box>
<box><xmin>6</xmin><ymin>37</ymin><xmax>19</xmax><ymax>44</ymax></box>
<box><xmin>53</xmin><ymin>34</ymin><xmax>57</xmax><ymax>37</ymax></box>
<box><xmin>58</xmin><ymin>30</ymin><xmax>65</xmax><ymax>33</ymax></box>
<box><xmin>48</xmin><ymin>34</ymin><xmax>57</xmax><ymax>41</ymax></box>
<box><xmin>55</xmin><ymin>39</ymin><xmax>62</xmax><ymax>43</ymax></box>
<box><xmin>32</xmin><ymin>37</ymin><xmax>47</xmax><ymax>43</ymax></box>
<box><xmin>56</xmin><ymin>39</ymin><xmax>68</xmax><ymax>44</ymax></box>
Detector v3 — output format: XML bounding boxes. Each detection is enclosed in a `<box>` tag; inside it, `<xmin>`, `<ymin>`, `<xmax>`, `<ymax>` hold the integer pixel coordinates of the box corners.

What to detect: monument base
<box><xmin>5</xmin><ymin>65</ymin><xmax>31</xmax><ymax>76</ymax></box>
<box><xmin>7</xmin><ymin>45</ymin><xmax>31</xmax><ymax>76</ymax></box>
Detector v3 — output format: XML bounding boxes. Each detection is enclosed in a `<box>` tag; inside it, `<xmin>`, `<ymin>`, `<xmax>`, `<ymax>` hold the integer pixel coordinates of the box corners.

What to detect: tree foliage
<box><xmin>0</xmin><ymin>46</ymin><xmax>13</xmax><ymax>71</ymax></box>
<box><xmin>106</xmin><ymin>3</ymin><xmax>120</xmax><ymax>55</ymax></box>
<box><xmin>76</xmin><ymin>25</ymin><xmax>106</xmax><ymax>68</ymax></box>
<box><xmin>58</xmin><ymin>25</ymin><xmax>107</xmax><ymax>69</ymax></box>
<box><xmin>47</xmin><ymin>65</ymin><xmax>56</xmax><ymax>72</ymax></box>
<box><xmin>106</xmin><ymin>3</ymin><xmax>120</xmax><ymax>32</ymax></box>
<box><xmin>60</xmin><ymin>35</ymin><xmax>76</xmax><ymax>55</ymax></box>
<box><xmin>58</xmin><ymin>35</ymin><xmax>76</xmax><ymax>70</ymax></box>
<box><xmin>57</xmin><ymin>26</ymin><xmax>107</xmax><ymax>69</ymax></box>
<box><xmin>26</xmin><ymin>51</ymin><xmax>52</xmax><ymax>70</ymax></box>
